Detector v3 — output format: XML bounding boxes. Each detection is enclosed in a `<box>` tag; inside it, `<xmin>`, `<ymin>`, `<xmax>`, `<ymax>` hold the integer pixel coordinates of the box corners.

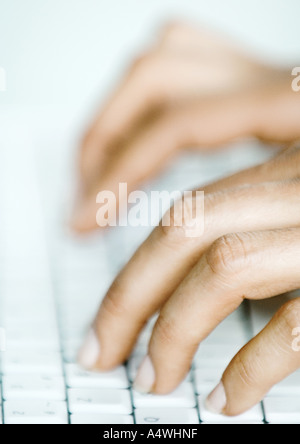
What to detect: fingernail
<box><xmin>206</xmin><ymin>382</ymin><xmax>227</xmax><ymax>414</ymax></box>
<box><xmin>78</xmin><ymin>329</ymin><xmax>100</xmax><ymax>369</ymax></box>
<box><xmin>134</xmin><ymin>355</ymin><xmax>156</xmax><ymax>394</ymax></box>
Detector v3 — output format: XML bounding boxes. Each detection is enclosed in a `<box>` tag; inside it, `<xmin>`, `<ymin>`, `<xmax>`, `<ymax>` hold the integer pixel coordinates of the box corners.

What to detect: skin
<box><xmin>73</xmin><ymin>23</ymin><xmax>300</xmax><ymax>416</ymax></box>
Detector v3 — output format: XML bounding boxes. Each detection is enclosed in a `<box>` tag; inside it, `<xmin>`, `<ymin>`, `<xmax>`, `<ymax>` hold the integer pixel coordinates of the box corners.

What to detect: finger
<box><xmin>73</xmin><ymin>93</ymin><xmax>259</xmax><ymax>232</ymax></box>
<box><xmin>159</xmin><ymin>22</ymin><xmax>239</xmax><ymax>54</ymax></box>
<box><xmin>80</xmin><ymin>44</ymin><xmax>262</xmax><ymax>187</ymax></box>
<box><xmin>80</xmin><ymin>51</ymin><xmax>162</xmax><ymax>181</ymax></box>
<box><xmin>78</xmin><ymin>177</ymin><xmax>300</xmax><ymax>370</ymax></box>
<box><xmin>206</xmin><ymin>297</ymin><xmax>300</xmax><ymax>416</ymax></box>
<box><xmin>137</xmin><ymin>228</ymin><xmax>300</xmax><ymax>394</ymax></box>
<box><xmin>158</xmin><ymin>22</ymin><xmax>219</xmax><ymax>51</ymax></box>
<box><xmin>80</xmin><ymin>50</ymin><xmax>222</xmax><ymax>184</ymax></box>
<box><xmin>204</xmin><ymin>141</ymin><xmax>300</xmax><ymax>194</ymax></box>
<box><xmin>74</xmin><ymin>107</ymin><xmax>182</xmax><ymax>232</ymax></box>
<box><xmin>81</xmin><ymin>21</ymin><xmax>224</xmax><ymax>183</ymax></box>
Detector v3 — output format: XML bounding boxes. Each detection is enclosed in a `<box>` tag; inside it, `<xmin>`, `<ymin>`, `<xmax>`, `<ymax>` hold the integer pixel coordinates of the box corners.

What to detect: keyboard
<box><xmin>0</xmin><ymin>116</ymin><xmax>300</xmax><ymax>424</ymax></box>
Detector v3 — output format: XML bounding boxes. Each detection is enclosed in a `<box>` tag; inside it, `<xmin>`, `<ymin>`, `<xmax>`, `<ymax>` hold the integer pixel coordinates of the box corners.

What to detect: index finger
<box><xmin>80</xmin><ymin>50</ymin><xmax>206</xmax><ymax>185</ymax></box>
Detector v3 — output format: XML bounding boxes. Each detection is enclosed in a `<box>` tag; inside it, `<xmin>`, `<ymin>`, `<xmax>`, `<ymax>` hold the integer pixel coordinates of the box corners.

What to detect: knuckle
<box><xmin>131</xmin><ymin>52</ymin><xmax>157</xmax><ymax>76</ymax></box>
<box><xmin>161</xmin><ymin>21</ymin><xmax>184</xmax><ymax>40</ymax></box>
<box><xmin>129</xmin><ymin>52</ymin><xmax>163</xmax><ymax>105</ymax></box>
<box><xmin>277</xmin><ymin>298</ymin><xmax>300</xmax><ymax>333</ymax></box>
<box><xmin>206</xmin><ymin>233</ymin><xmax>249</xmax><ymax>276</ymax></box>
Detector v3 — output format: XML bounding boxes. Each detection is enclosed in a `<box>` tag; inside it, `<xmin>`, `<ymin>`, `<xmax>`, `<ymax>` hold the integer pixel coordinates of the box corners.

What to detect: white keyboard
<box><xmin>0</xmin><ymin>118</ymin><xmax>299</xmax><ymax>424</ymax></box>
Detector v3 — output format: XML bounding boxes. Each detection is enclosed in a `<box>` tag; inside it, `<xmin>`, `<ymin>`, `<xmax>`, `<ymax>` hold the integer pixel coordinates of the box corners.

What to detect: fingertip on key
<box><xmin>133</xmin><ymin>355</ymin><xmax>156</xmax><ymax>394</ymax></box>
<box><xmin>78</xmin><ymin>329</ymin><xmax>101</xmax><ymax>370</ymax></box>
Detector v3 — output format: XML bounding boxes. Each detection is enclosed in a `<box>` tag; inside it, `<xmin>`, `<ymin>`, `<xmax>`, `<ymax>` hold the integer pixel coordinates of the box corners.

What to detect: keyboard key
<box><xmin>2</xmin><ymin>351</ymin><xmax>63</xmax><ymax>374</ymax></box>
<box><xmin>4</xmin><ymin>322</ymin><xmax>60</xmax><ymax>351</ymax></box>
<box><xmin>133</xmin><ymin>383</ymin><xmax>196</xmax><ymax>409</ymax></box>
<box><xmin>201</xmin><ymin>421</ymin><xmax>264</xmax><ymax>425</ymax></box>
<box><xmin>62</xmin><ymin>337</ymin><xmax>82</xmax><ymax>360</ymax></box>
<box><xmin>198</xmin><ymin>396</ymin><xmax>264</xmax><ymax>423</ymax></box>
<box><xmin>267</xmin><ymin>372</ymin><xmax>300</xmax><ymax>397</ymax></box>
<box><xmin>127</xmin><ymin>356</ymin><xmax>144</xmax><ymax>382</ymax></box>
<box><xmin>194</xmin><ymin>368</ymin><xmax>223</xmax><ymax>395</ymax></box>
<box><xmin>2</xmin><ymin>374</ymin><xmax>66</xmax><ymax>401</ymax></box>
<box><xmin>203</xmin><ymin>326</ymin><xmax>248</xmax><ymax>345</ymax></box>
<box><xmin>68</xmin><ymin>388</ymin><xmax>132</xmax><ymax>414</ymax></box>
<box><xmin>264</xmin><ymin>396</ymin><xmax>300</xmax><ymax>424</ymax></box>
<box><xmin>135</xmin><ymin>408</ymin><xmax>199</xmax><ymax>424</ymax></box>
<box><xmin>4</xmin><ymin>400</ymin><xmax>68</xmax><ymax>424</ymax></box>
<box><xmin>194</xmin><ymin>344</ymin><xmax>241</xmax><ymax>369</ymax></box>
<box><xmin>128</xmin><ymin>356</ymin><xmax>191</xmax><ymax>384</ymax></box>
<box><xmin>66</xmin><ymin>364</ymin><xmax>129</xmax><ymax>389</ymax></box>
<box><xmin>71</xmin><ymin>414</ymin><xmax>134</xmax><ymax>424</ymax></box>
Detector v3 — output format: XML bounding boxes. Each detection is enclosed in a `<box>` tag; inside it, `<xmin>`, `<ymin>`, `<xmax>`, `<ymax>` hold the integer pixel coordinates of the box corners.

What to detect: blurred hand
<box><xmin>79</xmin><ymin>143</ymin><xmax>300</xmax><ymax>416</ymax></box>
<box><xmin>72</xmin><ymin>22</ymin><xmax>299</xmax><ymax>232</ymax></box>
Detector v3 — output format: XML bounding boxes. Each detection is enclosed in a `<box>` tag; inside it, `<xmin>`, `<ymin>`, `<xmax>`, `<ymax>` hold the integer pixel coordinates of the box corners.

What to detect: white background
<box><xmin>0</xmin><ymin>0</ymin><xmax>300</xmax><ymax>118</ymax></box>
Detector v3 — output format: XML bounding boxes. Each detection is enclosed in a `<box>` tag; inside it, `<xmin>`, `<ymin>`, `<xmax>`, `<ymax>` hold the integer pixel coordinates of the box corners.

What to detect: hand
<box><xmin>72</xmin><ymin>22</ymin><xmax>297</xmax><ymax>233</ymax></box>
<box><xmin>79</xmin><ymin>143</ymin><xmax>300</xmax><ymax>416</ymax></box>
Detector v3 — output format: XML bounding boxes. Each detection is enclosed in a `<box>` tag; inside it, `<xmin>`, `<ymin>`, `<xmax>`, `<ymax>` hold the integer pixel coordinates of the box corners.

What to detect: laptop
<box><xmin>0</xmin><ymin>111</ymin><xmax>299</xmax><ymax>424</ymax></box>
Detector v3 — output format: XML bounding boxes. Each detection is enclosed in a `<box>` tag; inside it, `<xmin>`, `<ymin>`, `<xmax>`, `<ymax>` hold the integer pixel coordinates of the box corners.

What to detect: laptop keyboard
<box><xmin>0</xmin><ymin>122</ymin><xmax>300</xmax><ymax>424</ymax></box>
